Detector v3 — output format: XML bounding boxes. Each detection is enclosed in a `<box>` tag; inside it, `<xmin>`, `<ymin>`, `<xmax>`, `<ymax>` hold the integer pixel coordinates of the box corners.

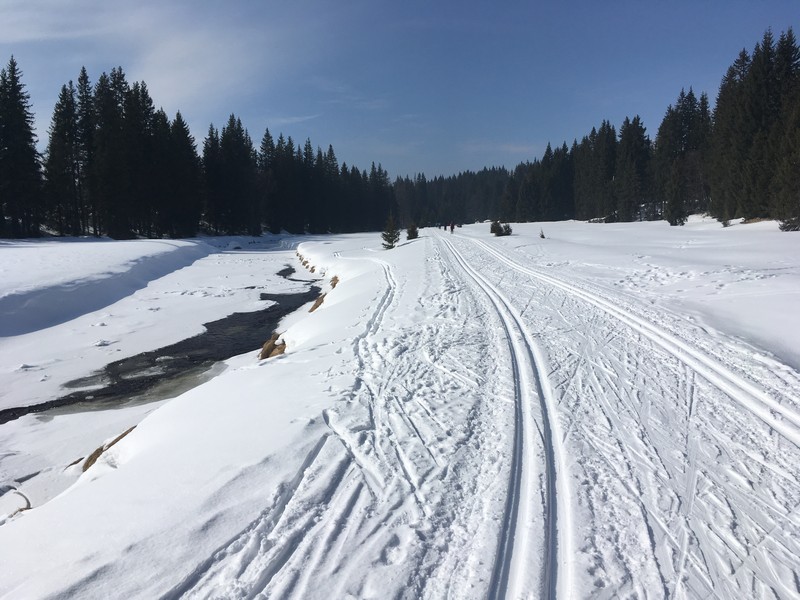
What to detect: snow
<box><xmin>1</xmin><ymin>218</ymin><xmax>799</xmax><ymax>599</ymax></box>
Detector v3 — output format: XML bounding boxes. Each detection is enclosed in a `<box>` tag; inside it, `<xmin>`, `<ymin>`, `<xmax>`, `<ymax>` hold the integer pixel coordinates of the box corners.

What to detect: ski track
<box><xmin>472</xmin><ymin>237</ymin><xmax>800</xmax><ymax>447</ymax></box>
<box><xmin>158</xmin><ymin>232</ymin><xmax>800</xmax><ymax>599</ymax></box>
<box><xmin>438</xmin><ymin>234</ymin><xmax>573</xmax><ymax>600</ymax></box>
<box><xmin>173</xmin><ymin>241</ymin><xmax>515</xmax><ymax>599</ymax></box>
<box><xmin>455</xmin><ymin>233</ymin><xmax>800</xmax><ymax>598</ymax></box>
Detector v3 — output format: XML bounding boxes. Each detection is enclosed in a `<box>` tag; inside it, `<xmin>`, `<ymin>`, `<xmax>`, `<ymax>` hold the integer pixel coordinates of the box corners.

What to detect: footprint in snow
<box><xmin>381</xmin><ymin>534</ymin><xmax>404</xmax><ymax>565</ymax></box>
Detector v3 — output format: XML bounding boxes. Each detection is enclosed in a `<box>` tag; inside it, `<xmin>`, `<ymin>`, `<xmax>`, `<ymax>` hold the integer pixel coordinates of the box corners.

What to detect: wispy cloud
<box><xmin>0</xmin><ymin>1</ymin><xmax>328</xmax><ymax>141</ymax></box>
<box><xmin>267</xmin><ymin>114</ymin><xmax>322</xmax><ymax>127</ymax></box>
<box><xmin>459</xmin><ymin>140</ymin><xmax>541</xmax><ymax>157</ymax></box>
<box><xmin>311</xmin><ymin>76</ymin><xmax>389</xmax><ymax>112</ymax></box>
<box><xmin>0</xmin><ymin>0</ymin><xmax>119</xmax><ymax>43</ymax></box>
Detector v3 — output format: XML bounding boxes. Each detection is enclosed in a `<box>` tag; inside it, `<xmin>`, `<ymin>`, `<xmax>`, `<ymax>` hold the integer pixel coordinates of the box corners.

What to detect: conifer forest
<box><xmin>0</xmin><ymin>27</ymin><xmax>798</xmax><ymax>239</ymax></box>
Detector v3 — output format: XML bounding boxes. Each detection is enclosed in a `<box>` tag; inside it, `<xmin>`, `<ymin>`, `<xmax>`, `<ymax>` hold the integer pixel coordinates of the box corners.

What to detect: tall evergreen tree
<box><xmin>76</xmin><ymin>66</ymin><xmax>96</xmax><ymax>235</ymax></box>
<box><xmin>258</xmin><ymin>127</ymin><xmax>276</xmax><ymax>232</ymax></box>
<box><xmin>742</xmin><ymin>30</ymin><xmax>778</xmax><ymax>218</ymax></box>
<box><xmin>770</xmin><ymin>28</ymin><xmax>800</xmax><ymax>226</ymax></box>
<box><xmin>595</xmin><ymin>120</ymin><xmax>617</xmax><ymax>218</ymax></box>
<box><xmin>709</xmin><ymin>49</ymin><xmax>751</xmax><ymax>222</ymax></box>
<box><xmin>615</xmin><ymin>116</ymin><xmax>651</xmax><ymax>221</ymax></box>
<box><xmin>202</xmin><ymin>124</ymin><xmax>223</xmax><ymax>233</ymax></box>
<box><xmin>572</xmin><ymin>134</ymin><xmax>594</xmax><ymax>219</ymax></box>
<box><xmin>91</xmin><ymin>68</ymin><xmax>131</xmax><ymax>238</ymax></box>
<box><xmin>167</xmin><ymin>111</ymin><xmax>202</xmax><ymax>237</ymax></box>
<box><xmin>44</xmin><ymin>81</ymin><xmax>81</xmax><ymax>235</ymax></box>
<box><xmin>218</xmin><ymin>114</ymin><xmax>259</xmax><ymax>234</ymax></box>
<box><xmin>123</xmin><ymin>81</ymin><xmax>156</xmax><ymax>236</ymax></box>
<box><xmin>0</xmin><ymin>56</ymin><xmax>42</xmax><ymax>237</ymax></box>
<box><xmin>149</xmin><ymin>108</ymin><xmax>173</xmax><ymax>236</ymax></box>
<box><xmin>655</xmin><ymin>89</ymin><xmax>710</xmax><ymax>223</ymax></box>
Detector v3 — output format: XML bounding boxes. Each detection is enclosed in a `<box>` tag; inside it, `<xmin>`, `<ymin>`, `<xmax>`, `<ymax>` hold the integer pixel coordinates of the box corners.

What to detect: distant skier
<box><xmin>450</xmin><ymin>222</ymin><xmax>454</xmax><ymax>234</ymax></box>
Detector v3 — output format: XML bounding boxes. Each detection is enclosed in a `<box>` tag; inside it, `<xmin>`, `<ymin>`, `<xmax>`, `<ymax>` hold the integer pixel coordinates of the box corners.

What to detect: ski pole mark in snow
<box><xmin>438</xmin><ymin>234</ymin><xmax>574</xmax><ymax>600</ymax></box>
<box><xmin>173</xmin><ymin>245</ymin><xmax>513</xmax><ymax>598</ymax></box>
<box><xmin>470</xmin><ymin>237</ymin><xmax>800</xmax><ymax>447</ymax></box>
<box><xmin>456</xmin><ymin>233</ymin><xmax>800</xmax><ymax>597</ymax></box>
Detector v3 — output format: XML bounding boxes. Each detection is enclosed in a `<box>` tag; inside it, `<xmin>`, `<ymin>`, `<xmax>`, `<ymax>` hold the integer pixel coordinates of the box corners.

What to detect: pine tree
<box><xmin>406</xmin><ymin>222</ymin><xmax>419</xmax><ymax>240</ymax></box>
<box><xmin>258</xmin><ymin>127</ymin><xmax>276</xmax><ymax>232</ymax></box>
<box><xmin>710</xmin><ymin>50</ymin><xmax>751</xmax><ymax>222</ymax></box>
<box><xmin>773</xmin><ymin>94</ymin><xmax>800</xmax><ymax>230</ymax></box>
<box><xmin>167</xmin><ymin>112</ymin><xmax>202</xmax><ymax>237</ymax></box>
<box><xmin>572</xmin><ymin>135</ymin><xmax>594</xmax><ymax>219</ymax></box>
<box><xmin>92</xmin><ymin>69</ymin><xmax>131</xmax><ymax>238</ymax></box>
<box><xmin>202</xmin><ymin>124</ymin><xmax>222</xmax><ymax>233</ymax></box>
<box><xmin>655</xmin><ymin>89</ymin><xmax>710</xmax><ymax>223</ymax></box>
<box><xmin>123</xmin><ymin>80</ymin><xmax>156</xmax><ymax>236</ymax></box>
<box><xmin>615</xmin><ymin>116</ymin><xmax>651</xmax><ymax>221</ymax></box>
<box><xmin>551</xmin><ymin>142</ymin><xmax>574</xmax><ymax>220</ymax></box>
<box><xmin>218</xmin><ymin>115</ymin><xmax>259</xmax><ymax>234</ymax></box>
<box><xmin>596</xmin><ymin>120</ymin><xmax>617</xmax><ymax>218</ymax></box>
<box><xmin>664</xmin><ymin>161</ymin><xmax>688</xmax><ymax>225</ymax></box>
<box><xmin>771</xmin><ymin>28</ymin><xmax>800</xmax><ymax>227</ymax></box>
<box><xmin>149</xmin><ymin>108</ymin><xmax>173</xmax><ymax>236</ymax></box>
<box><xmin>44</xmin><ymin>81</ymin><xmax>80</xmax><ymax>234</ymax></box>
<box><xmin>76</xmin><ymin>66</ymin><xmax>95</xmax><ymax>235</ymax></box>
<box><xmin>742</xmin><ymin>30</ymin><xmax>778</xmax><ymax>218</ymax></box>
<box><xmin>381</xmin><ymin>212</ymin><xmax>400</xmax><ymax>249</ymax></box>
<box><xmin>0</xmin><ymin>56</ymin><xmax>43</xmax><ymax>237</ymax></box>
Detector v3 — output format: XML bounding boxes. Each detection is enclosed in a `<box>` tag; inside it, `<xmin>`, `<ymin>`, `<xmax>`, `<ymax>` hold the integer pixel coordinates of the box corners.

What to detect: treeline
<box><xmin>393</xmin><ymin>168</ymin><xmax>509</xmax><ymax>227</ymax></box>
<box><xmin>1</xmin><ymin>27</ymin><xmax>798</xmax><ymax>239</ymax></box>
<box><xmin>0</xmin><ymin>61</ymin><xmax>393</xmax><ymax>238</ymax></box>
<box><xmin>380</xmin><ymin>27</ymin><xmax>800</xmax><ymax>230</ymax></box>
<box><xmin>507</xmin><ymin>27</ymin><xmax>800</xmax><ymax>229</ymax></box>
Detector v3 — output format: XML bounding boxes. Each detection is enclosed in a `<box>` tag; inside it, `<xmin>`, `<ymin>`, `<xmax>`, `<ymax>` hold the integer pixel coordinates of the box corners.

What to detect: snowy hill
<box><xmin>1</xmin><ymin>218</ymin><xmax>799</xmax><ymax>598</ymax></box>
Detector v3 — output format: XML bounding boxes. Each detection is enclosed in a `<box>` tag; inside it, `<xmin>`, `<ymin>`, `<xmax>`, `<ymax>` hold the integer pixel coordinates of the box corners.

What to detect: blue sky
<box><xmin>1</xmin><ymin>0</ymin><xmax>796</xmax><ymax>178</ymax></box>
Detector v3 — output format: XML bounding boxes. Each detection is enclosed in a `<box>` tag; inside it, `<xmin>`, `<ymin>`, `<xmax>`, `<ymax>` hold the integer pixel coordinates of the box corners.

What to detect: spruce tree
<box><xmin>709</xmin><ymin>50</ymin><xmax>751</xmax><ymax>222</ymax></box>
<box><xmin>655</xmin><ymin>89</ymin><xmax>710</xmax><ymax>222</ymax></box>
<box><xmin>168</xmin><ymin>112</ymin><xmax>202</xmax><ymax>237</ymax></box>
<box><xmin>596</xmin><ymin>120</ymin><xmax>617</xmax><ymax>218</ymax></box>
<box><xmin>615</xmin><ymin>116</ymin><xmax>651</xmax><ymax>221</ymax></box>
<box><xmin>149</xmin><ymin>108</ymin><xmax>173</xmax><ymax>236</ymax></box>
<box><xmin>202</xmin><ymin>124</ymin><xmax>222</xmax><ymax>232</ymax></box>
<box><xmin>0</xmin><ymin>56</ymin><xmax>43</xmax><ymax>237</ymax></box>
<box><xmin>76</xmin><ymin>66</ymin><xmax>95</xmax><ymax>235</ymax></box>
<box><xmin>44</xmin><ymin>82</ymin><xmax>80</xmax><ymax>235</ymax></box>
<box><xmin>771</xmin><ymin>28</ymin><xmax>800</xmax><ymax>227</ymax></box>
<box><xmin>381</xmin><ymin>212</ymin><xmax>400</xmax><ymax>249</ymax></box>
<box><xmin>91</xmin><ymin>69</ymin><xmax>131</xmax><ymax>238</ymax></box>
<box><xmin>664</xmin><ymin>161</ymin><xmax>688</xmax><ymax>226</ymax></box>
<box><xmin>773</xmin><ymin>97</ymin><xmax>800</xmax><ymax>230</ymax></box>
<box><xmin>123</xmin><ymin>80</ymin><xmax>156</xmax><ymax>236</ymax></box>
<box><xmin>742</xmin><ymin>30</ymin><xmax>778</xmax><ymax>218</ymax></box>
<box><xmin>572</xmin><ymin>134</ymin><xmax>594</xmax><ymax>219</ymax></box>
<box><xmin>218</xmin><ymin>115</ymin><xmax>259</xmax><ymax>235</ymax></box>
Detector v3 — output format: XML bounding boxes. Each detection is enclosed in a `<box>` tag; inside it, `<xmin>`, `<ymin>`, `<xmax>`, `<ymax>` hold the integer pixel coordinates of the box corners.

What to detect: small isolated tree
<box><xmin>382</xmin><ymin>212</ymin><xmax>400</xmax><ymax>249</ymax></box>
<box><xmin>406</xmin><ymin>222</ymin><xmax>418</xmax><ymax>240</ymax></box>
<box><xmin>491</xmin><ymin>220</ymin><xmax>512</xmax><ymax>236</ymax></box>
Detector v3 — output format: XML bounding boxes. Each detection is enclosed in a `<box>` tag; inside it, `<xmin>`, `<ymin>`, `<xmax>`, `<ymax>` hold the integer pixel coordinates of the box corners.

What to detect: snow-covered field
<box><xmin>1</xmin><ymin>217</ymin><xmax>799</xmax><ymax>599</ymax></box>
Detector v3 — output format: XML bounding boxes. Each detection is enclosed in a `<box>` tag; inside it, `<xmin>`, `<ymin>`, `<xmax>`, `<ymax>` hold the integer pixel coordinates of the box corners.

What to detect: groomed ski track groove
<box><xmin>468</xmin><ymin>237</ymin><xmax>800</xmax><ymax>448</ymax></box>
<box><xmin>437</xmin><ymin>233</ymin><xmax>573</xmax><ymax>600</ymax></box>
